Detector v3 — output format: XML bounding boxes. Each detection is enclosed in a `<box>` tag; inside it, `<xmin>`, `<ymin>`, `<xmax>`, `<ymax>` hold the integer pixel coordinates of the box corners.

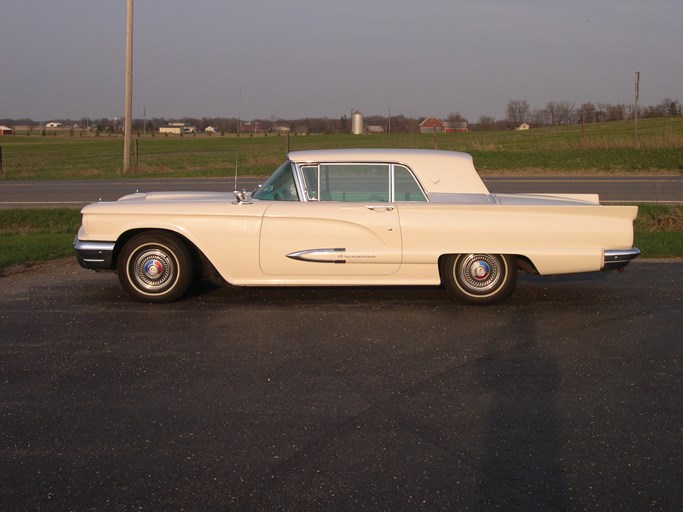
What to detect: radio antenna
<box><xmin>234</xmin><ymin>135</ymin><xmax>239</xmax><ymax>191</ymax></box>
<box><xmin>234</xmin><ymin>86</ymin><xmax>242</xmax><ymax>191</ymax></box>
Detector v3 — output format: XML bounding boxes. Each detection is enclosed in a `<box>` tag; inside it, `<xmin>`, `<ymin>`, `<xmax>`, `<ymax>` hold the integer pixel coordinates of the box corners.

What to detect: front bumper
<box><xmin>74</xmin><ymin>238</ymin><xmax>115</xmax><ymax>269</ymax></box>
<box><xmin>602</xmin><ymin>247</ymin><xmax>641</xmax><ymax>270</ymax></box>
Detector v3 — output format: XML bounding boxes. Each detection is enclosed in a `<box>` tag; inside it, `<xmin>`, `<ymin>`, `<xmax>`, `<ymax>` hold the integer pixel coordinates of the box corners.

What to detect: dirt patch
<box><xmin>654</xmin><ymin>210</ymin><xmax>683</xmax><ymax>231</ymax></box>
<box><xmin>0</xmin><ymin>257</ymin><xmax>76</xmax><ymax>277</ymax></box>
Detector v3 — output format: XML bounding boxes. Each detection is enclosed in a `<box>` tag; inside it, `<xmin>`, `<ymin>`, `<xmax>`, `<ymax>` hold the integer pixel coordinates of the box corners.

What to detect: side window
<box><xmin>301</xmin><ymin>165</ymin><xmax>318</xmax><ymax>201</ymax></box>
<box><xmin>319</xmin><ymin>164</ymin><xmax>390</xmax><ymax>202</ymax></box>
<box><xmin>252</xmin><ymin>161</ymin><xmax>299</xmax><ymax>201</ymax></box>
<box><xmin>394</xmin><ymin>165</ymin><xmax>427</xmax><ymax>202</ymax></box>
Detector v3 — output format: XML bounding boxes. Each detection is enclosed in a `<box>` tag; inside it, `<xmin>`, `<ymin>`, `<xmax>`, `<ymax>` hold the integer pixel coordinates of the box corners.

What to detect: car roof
<box><xmin>286</xmin><ymin>149</ymin><xmax>489</xmax><ymax>195</ymax></box>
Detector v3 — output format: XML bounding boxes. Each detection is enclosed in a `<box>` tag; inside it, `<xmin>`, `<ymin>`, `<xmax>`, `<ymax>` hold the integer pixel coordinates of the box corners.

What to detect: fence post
<box><xmin>0</xmin><ymin>146</ymin><xmax>4</xmax><ymax>177</ymax></box>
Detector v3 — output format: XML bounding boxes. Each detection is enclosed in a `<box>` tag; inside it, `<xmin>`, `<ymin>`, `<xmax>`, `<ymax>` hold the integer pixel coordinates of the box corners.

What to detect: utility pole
<box><xmin>123</xmin><ymin>0</ymin><xmax>134</xmax><ymax>173</ymax></box>
<box><xmin>634</xmin><ymin>71</ymin><xmax>640</xmax><ymax>144</ymax></box>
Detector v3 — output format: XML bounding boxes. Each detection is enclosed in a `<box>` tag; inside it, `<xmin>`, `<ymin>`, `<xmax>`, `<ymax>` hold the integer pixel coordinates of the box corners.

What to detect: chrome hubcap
<box><xmin>458</xmin><ymin>254</ymin><xmax>502</xmax><ymax>293</ymax></box>
<box><xmin>472</xmin><ymin>260</ymin><xmax>491</xmax><ymax>280</ymax></box>
<box><xmin>132</xmin><ymin>249</ymin><xmax>174</xmax><ymax>291</ymax></box>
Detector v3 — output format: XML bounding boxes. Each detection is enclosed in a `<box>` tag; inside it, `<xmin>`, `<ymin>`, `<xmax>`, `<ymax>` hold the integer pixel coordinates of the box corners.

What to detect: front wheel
<box><xmin>117</xmin><ymin>232</ymin><xmax>192</xmax><ymax>303</ymax></box>
<box><xmin>441</xmin><ymin>254</ymin><xmax>517</xmax><ymax>305</ymax></box>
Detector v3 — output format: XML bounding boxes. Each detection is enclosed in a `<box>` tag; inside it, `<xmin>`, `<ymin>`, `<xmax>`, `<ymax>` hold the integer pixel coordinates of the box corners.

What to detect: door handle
<box><xmin>366</xmin><ymin>205</ymin><xmax>395</xmax><ymax>211</ymax></box>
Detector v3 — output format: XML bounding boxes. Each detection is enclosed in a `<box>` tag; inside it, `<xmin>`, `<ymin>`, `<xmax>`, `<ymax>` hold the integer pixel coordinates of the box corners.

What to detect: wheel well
<box><xmin>515</xmin><ymin>255</ymin><xmax>538</xmax><ymax>274</ymax></box>
<box><xmin>113</xmin><ymin>229</ymin><xmax>221</xmax><ymax>282</ymax></box>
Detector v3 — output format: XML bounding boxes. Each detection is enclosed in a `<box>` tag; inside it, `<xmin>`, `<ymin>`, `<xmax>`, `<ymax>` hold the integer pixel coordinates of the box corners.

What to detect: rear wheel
<box><xmin>117</xmin><ymin>232</ymin><xmax>192</xmax><ymax>303</ymax></box>
<box><xmin>441</xmin><ymin>253</ymin><xmax>517</xmax><ymax>305</ymax></box>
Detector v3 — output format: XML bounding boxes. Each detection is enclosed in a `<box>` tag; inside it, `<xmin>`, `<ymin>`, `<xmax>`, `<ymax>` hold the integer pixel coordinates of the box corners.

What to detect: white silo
<box><xmin>351</xmin><ymin>111</ymin><xmax>364</xmax><ymax>135</ymax></box>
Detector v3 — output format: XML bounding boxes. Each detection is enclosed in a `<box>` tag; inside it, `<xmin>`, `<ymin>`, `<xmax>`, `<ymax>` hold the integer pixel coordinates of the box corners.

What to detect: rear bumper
<box><xmin>74</xmin><ymin>238</ymin><xmax>115</xmax><ymax>269</ymax></box>
<box><xmin>602</xmin><ymin>247</ymin><xmax>641</xmax><ymax>270</ymax></box>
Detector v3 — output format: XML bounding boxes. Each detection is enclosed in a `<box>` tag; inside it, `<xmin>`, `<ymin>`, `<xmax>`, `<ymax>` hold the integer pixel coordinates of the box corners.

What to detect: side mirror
<box><xmin>232</xmin><ymin>189</ymin><xmax>252</xmax><ymax>204</ymax></box>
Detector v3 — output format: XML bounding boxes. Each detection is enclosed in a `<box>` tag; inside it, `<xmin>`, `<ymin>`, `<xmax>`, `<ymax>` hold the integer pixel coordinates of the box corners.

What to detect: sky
<box><xmin>1</xmin><ymin>0</ymin><xmax>681</xmax><ymax>122</ymax></box>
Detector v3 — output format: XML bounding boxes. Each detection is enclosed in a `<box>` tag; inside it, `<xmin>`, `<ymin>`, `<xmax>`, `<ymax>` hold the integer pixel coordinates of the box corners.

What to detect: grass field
<box><xmin>1</xmin><ymin>118</ymin><xmax>682</xmax><ymax>180</ymax></box>
<box><xmin>1</xmin><ymin>206</ymin><xmax>680</xmax><ymax>274</ymax></box>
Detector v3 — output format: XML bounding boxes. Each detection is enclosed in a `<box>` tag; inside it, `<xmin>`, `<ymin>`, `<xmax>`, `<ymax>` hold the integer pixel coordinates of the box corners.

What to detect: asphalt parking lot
<box><xmin>1</xmin><ymin>259</ymin><xmax>681</xmax><ymax>511</ymax></box>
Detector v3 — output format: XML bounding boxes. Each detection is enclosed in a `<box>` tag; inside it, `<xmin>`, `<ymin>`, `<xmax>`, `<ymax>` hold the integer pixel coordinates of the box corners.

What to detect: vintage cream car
<box><xmin>74</xmin><ymin>149</ymin><xmax>640</xmax><ymax>304</ymax></box>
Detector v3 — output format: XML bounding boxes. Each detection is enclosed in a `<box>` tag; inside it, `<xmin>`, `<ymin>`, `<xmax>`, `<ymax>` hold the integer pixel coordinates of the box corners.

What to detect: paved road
<box><xmin>1</xmin><ymin>259</ymin><xmax>680</xmax><ymax>510</ymax></box>
<box><xmin>1</xmin><ymin>176</ymin><xmax>682</xmax><ymax>207</ymax></box>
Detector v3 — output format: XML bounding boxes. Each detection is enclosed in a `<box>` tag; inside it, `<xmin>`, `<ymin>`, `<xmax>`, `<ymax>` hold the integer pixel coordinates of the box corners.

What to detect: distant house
<box><xmin>420</xmin><ymin>117</ymin><xmax>468</xmax><ymax>133</ymax></box>
<box><xmin>0</xmin><ymin>125</ymin><xmax>13</xmax><ymax>135</ymax></box>
<box><xmin>443</xmin><ymin>121</ymin><xmax>469</xmax><ymax>133</ymax></box>
<box><xmin>239</xmin><ymin>121</ymin><xmax>262</xmax><ymax>134</ymax></box>
<box><xmin>515</xmin><ymin>123</ymin><xmax>530</xmax><ymax>131</ymax></box>
<box><xmin>45</xmin><ymin>122</ymin><xmax>62</xmax><ymax>128</ymax></box>
<box><xmin>159</xmin><ymin>122</ymin><xmax>195</xmax><ymax>135</ymax></box>
<box><xmin>159</xmin><ymin>125</ymin><xmax>181</xmax><ymax>135</ymax></box>
<box><xmin>419</xmin><ymin>117</ymin><xmax>445</xmax><ymax>133</ymax></box>
<box><xmin>204</xmin><ymin>126</ymin><xmax>216</xmax><ymax>134</ymax></box>
<box><xmin>365</xmin><ymin>125</ymin><xmax>384</xmax><ymax>134</ymax></box>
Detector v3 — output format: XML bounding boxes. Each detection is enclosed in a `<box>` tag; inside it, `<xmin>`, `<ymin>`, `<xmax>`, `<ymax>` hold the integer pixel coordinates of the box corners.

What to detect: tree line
<box><xmin>2</xmin><ymin>97</ymin><xmax>680</xmax><ymax>135</ymax></box>
<box><xmin>504</xmin><ymin>98</ymin><xmax>682</xmax><ymax>127</ymax></box>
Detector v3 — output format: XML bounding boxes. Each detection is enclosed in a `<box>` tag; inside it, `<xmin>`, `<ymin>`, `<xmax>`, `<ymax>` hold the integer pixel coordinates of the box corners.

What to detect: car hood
<box><xmin>116</xmin><ymin>191</ymin><xmax>238</xmax><ymax>202</ymax></box>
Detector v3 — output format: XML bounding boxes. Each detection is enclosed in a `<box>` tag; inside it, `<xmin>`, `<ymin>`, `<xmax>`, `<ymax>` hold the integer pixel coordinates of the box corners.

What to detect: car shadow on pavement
<box><xmin>471</xmin><ymin>307</ymin><xmax>572</xmax><ymax>510</ymax></box>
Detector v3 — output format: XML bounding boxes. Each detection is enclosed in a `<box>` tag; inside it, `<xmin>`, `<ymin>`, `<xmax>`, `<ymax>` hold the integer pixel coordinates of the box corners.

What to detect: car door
<box><xmin>259</xmin><ymin>163</ymin><xmax>402</xmax><ymax>276</ymax></box>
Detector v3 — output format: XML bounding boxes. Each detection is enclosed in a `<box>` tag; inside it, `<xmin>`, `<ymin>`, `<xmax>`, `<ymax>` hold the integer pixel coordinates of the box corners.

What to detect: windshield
<box><xmin>252</xmin><ymin>160</ymin><xmax>299</xmax><ymax>201</ymax></box>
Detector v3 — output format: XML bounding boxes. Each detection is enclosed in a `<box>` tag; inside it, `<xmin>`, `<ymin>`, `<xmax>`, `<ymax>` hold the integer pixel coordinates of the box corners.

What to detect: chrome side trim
<box><xmin>602</xmin><ymin>247</ymin><xmax>641</xmax><ymax>270</ymax></box>
<box><xmin>286</xmin><ymin>248</ymin><xmax>346</xmax><ymax>264</ymax></box>
<box><xmin>74</xmin><ymin>239</ymin><xmax>116</xmax><ymax>269</ymax></box>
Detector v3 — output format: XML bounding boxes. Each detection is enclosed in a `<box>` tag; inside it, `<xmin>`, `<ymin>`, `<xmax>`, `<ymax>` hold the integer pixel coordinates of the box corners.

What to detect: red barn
<box><xmin>419</xmin><ymin>117</ymin><xmax>444</xmax><ymax>133</ymax></box>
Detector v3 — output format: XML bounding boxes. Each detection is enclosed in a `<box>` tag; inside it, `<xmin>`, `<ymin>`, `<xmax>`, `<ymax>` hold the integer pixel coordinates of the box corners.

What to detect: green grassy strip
<box><xmin>634</xmin><ymin>232</ymin><xmax>683</xmax><ymax>258</ymax></box>
<box><xmin>0</xmin><ymin>209</ymin><xmax>81</xmax><ymax>270</ymax></box>
<box><xmin>0</xmin><ymin>233</ymin><xmax>76</xmax><ymax>269</ymax></box>
<box><xmin>0</xmin><ymin>208</ymin><xmax>81</xmax><ymax>234</ymax></box>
